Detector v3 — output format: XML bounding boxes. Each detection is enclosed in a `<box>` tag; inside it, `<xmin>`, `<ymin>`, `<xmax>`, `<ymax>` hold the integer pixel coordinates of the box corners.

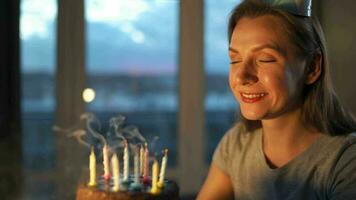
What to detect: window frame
<box><xmin>55</xmin><ymin>0</ymin><xmax>207</xmax><ymax>196</ymax></box>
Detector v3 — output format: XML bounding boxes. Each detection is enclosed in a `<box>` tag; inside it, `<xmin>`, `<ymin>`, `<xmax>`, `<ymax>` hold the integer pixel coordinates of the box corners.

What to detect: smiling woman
<box><xmin>229</xmin><ymin>15</ymin><xmax>308</xmax><ymax>121</ymax></box>
<box><xmin>197</xmin><ymin>0</ymin><xmax>356</xmax><ymax>200</ymax></box>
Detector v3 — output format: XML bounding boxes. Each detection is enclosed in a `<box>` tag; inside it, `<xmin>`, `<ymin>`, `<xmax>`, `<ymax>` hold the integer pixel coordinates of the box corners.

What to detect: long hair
<box><xmin>228</xmin><ymin>0</ymin><xmax>356</xmax><ymax>135</ymax></box>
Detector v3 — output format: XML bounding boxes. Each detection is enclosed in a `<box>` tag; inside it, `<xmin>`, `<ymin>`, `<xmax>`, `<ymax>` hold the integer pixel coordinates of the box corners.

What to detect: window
<box><xmin>204</xmin><ymin>0</ymin><xmax>240</xmax><ymax>163</ymax></box>
<box><xmin>20</xmin><ymin>0</ymin><xmax>57</xmax><ymax>198</ymax></box>
<box><xmin>85</xmin><ymin>0</ymin><xmax>179</xmax><ymax>165</ymax></box>
<box><xmin>18</xmin><ymin>0</ymin><xmax>242</xmax><ymax>197</ymax></box>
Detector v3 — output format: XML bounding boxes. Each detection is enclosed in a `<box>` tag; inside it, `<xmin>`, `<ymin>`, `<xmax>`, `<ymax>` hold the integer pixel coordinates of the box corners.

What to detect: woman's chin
<box><xmin>241</xmin><ymin>110</ymin><xmax>265</xmax><ymax>121</ymax></box>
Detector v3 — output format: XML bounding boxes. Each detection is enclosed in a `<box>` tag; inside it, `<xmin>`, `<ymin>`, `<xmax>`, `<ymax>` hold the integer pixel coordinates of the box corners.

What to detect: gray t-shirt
<box><xmin>213</xmin><ymin>123</ymin><xmax>356</xmax><ymax>200</ymax></box>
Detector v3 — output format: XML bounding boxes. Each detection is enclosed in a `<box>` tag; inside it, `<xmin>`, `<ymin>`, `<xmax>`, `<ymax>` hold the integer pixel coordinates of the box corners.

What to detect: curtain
<box><xmin>0</xmin><ymin>0</ymin><xmax>22</xmax><ymax>198</ymax></box>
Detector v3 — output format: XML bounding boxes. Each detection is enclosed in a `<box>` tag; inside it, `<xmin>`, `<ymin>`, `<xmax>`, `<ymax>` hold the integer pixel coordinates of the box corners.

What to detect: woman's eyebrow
<box><xmin>252</xmin><ymin>43</ymin><xmax>286</xmax><ymax>55</ymax></box>
<box><xmin>229</xmin><ymin>43</ymin><xmax>286</xmax><ymax>56</ymax></box>
<box><xmin>229</xmin><ymin>46</ymin><xmax>239</xmax><ymax>53</ymax></box>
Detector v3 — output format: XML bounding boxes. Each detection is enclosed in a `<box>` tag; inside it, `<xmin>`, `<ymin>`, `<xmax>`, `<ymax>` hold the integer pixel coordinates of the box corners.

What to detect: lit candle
<box><xmin>158</xmin><ymin>149</ymin><xmax>168</xmax><ymax>188</ymax></box>
<box><xmin>150</xmin><ymin>159</ymin><xmax>160</xmax><ymax>194</ymax></box>
<box><xmin>140</xmin><ymin>144</ymin><xmax>144</xmax><ymax>176</ymax></box>
<box><xmin>111</xmin><ymin>153</ymin><xmax>120</xmax><ymax>191</ymax></box>
<box><xmin>88</xmin><ymin>147</ymin><xmax>97</xmax><ymax>186</ymax></box>
<box><xmin>103</xmin><ymin>144</ymin><xmax>110</xmax><ymax>180</ymax></box>
<box><xmin>123</xmin><ymin>140</ymin><xmax>129</xmax><ymax>181</ymax></box>
<box><xmin>134</xmin><ymin>146</ymin><xmax>140</xmax><ymax>184</ymax></box>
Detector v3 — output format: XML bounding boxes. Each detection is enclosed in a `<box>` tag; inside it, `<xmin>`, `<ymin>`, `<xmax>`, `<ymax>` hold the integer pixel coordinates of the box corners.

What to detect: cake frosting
<box><xmin>76</xmin><ymin>179</ymin><xmax>179</xmax><ymax>200</ymax></box>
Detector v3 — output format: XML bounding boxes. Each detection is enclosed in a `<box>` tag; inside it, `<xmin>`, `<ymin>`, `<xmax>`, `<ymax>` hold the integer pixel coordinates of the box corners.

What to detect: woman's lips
<box><xmin>240</xmin><ymin>92</ymin><xmax>267</xmax><ymax>103</ymax></box>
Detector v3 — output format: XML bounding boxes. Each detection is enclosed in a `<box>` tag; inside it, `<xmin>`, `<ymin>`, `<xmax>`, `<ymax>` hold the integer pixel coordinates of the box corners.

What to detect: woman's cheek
<box><xmin>229</xmin><ymin>70</ymin><xmax>236</xmax><ymax>89</ymax></box>
<box><xmin>260</xmin><ymin>71</ymin><xmax>282</xmax><ymax>90</ymax></box>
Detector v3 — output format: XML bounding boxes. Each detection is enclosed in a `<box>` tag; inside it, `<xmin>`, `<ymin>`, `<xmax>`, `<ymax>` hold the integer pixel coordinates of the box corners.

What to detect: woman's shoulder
<box><xmin>212</xmin><ymin>122</ymin><xmax>261</xmax><ymax>174</ymax></box>
<box><xmin>316</xmin><ymin>132</ymin><xmax>356</xmax><ymax>160</ymax></box>
<box><xmin>219</xmin><ymin>122</ymin><xmax>261</xmax><ymax>151</ymax></box>
<box><xmin>331</xmin><ymin>132</ymin><xmax>356</xmax><ymax>160</ymax></box>
<box><xmin>343</xmin><ymin>132</ymin><xmax>356</xmax><ymax>145</ymax></box>
<box><xmin>324</xmin><ymin>132</ymin><xmax>356</xmax><ymax>153</ymax></box>
<box><xmin>223</xmin><ymin>122</ymin><xmax>249</xmax><ymax>140</ymax></box>
<box><xmin>224</xmin><ymin>122</ymin><xmax>247</xmax><ymax>137</ymax></box>
<box><xmin>315</xmin><ymin>132</ymin><xmax>356</xmax><ymax>175</ymax></box>
<box><xmin>322</xmin><ymin>132</ymin><xmax>356</xmax><ymax>198</ymax></box>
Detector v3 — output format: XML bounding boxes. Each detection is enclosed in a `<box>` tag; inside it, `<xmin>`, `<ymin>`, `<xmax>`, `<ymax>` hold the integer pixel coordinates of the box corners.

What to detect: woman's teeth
<box><xmin>241</xmin><ymin>93</ymin><xmax>266</xmax><ymax>99</ymax></box>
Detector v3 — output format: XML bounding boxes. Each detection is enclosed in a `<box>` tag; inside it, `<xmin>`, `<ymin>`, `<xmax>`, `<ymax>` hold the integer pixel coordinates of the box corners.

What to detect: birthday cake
<box><xmin>58</xmin><ymin>113</ymin><xmax>180</xmax><ymax>200</ymax></box>
<box><xmin>76</xmin><ymin>147</ymin><xmax>179</xmax><ymax>200</ymax></box>
<box><xmin>76</xmin><ymin>180</ymin><xmax>179</xmax><ymax>200</ymax></box>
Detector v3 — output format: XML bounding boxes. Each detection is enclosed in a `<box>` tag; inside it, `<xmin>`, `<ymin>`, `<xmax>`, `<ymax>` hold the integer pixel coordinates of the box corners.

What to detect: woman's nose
<box><xmin>234</xmin><ymin>61</ymin><xmax>258</xmax><ymax>85</ymax></box>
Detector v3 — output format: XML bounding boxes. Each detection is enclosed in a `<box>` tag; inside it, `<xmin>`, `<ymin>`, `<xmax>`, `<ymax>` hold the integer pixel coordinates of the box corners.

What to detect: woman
<box><xmin>197</xmin><ymin>0</ymin><xmax>356</xmax><ymax>199</ymax></box>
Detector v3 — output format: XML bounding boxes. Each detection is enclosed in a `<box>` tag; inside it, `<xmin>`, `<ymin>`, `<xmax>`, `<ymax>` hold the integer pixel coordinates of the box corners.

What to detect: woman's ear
<box><xmin>305</xmin><ymin>53</ymin><xmax>322</xmax><ymax>85</ymax></box>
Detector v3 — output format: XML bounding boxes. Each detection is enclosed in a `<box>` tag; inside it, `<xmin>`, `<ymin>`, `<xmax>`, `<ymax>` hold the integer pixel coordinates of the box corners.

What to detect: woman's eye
<box><xmin>230</xmin><ymin>60</ymin><xmax>241</xmax><ymax>64</ymax></box>
<box><xmin>258</xmin><ymin>59</ymin><xmax>276</xmax><ymax>63</ymax></box>
<box><xmin>257</xmin><ymin>54</ymin><xmax>276</xmax><ymax>63</ymax></box>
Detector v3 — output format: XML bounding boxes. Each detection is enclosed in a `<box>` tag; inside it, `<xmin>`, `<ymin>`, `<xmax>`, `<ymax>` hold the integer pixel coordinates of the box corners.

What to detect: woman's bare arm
<box><xmin>196</xmin><ymin>163</ymin><xmax>234</xmax><ymax>200</ymax></box>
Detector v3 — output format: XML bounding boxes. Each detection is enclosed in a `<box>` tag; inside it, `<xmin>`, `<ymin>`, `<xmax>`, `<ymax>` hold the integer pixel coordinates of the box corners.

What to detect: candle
<box><xmin>158</xmin><ymin>149</ymin><xmax>168</xmax><ymax>188</ymax></box>
<box><xmin>140</xmin><ymin>144</ymin><xmax>144</xmax><ymax>176</ymax></box>
<box><xmin>143</xmin><ymin>143</ymin><xmax>149</xmax><ymax>180</ymax></box>
<box><xmin>123</xmin><ymin>140</ymin><xmax>129</xmax><ymax>181</ymax></box>
<box><xmin>134</xmin><ymin>146</ymin><xmax>140</xmax><ymax>184</ymax></box>
<box><xmin>103</xmin><ymin>144</ymin><xmax>110</xmax><ymax>180</ymax></box>
<box><xmin>88</xmin><ymin>147</ymin><xmax>97</xmax><ymax>186</ymax></box>
<box><xmin>111</xmin><ymin>153</ymin><xmax>120</xmax><ymax>191</ymax></box>
<box><xmin>150</xmin><ymin>159</ymin><xmax>160</xmax><ymax>194</ymax></box>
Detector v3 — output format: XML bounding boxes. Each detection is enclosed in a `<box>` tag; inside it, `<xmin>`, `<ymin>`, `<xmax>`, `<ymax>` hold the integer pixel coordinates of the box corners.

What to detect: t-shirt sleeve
<box><xmin>329</xmin><ymin>136</ymin><xmax>356</xmax><ymax>200</ymax></box>
<box><xmin>212</xmin><ymin>123</ymin><xmax>241</xmax><ymax>175</ymax></box>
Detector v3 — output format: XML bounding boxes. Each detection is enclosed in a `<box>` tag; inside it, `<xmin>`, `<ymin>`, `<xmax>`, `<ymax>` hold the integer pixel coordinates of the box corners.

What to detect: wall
<box><xmin>322</xmin><ymin>0</ymin><xmax>356</xmax><ymax>115</ymax></box>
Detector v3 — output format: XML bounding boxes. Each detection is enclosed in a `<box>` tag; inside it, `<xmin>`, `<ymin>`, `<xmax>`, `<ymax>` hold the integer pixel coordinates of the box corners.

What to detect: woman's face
<box><xmin>229</xmin><ymin>15</ymin><xmax>307</xmax><ymax>120</ymax></box>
